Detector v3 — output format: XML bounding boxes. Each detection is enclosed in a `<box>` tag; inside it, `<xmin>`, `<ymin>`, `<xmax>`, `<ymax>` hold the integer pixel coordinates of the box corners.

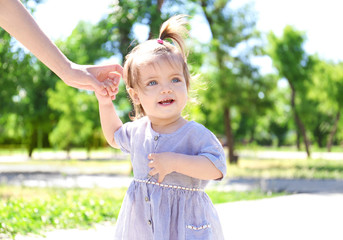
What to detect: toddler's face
<box><xmin>129</xmin><ymin>57</ymin><xmax>188</xmax><ymax>123</ymax></box>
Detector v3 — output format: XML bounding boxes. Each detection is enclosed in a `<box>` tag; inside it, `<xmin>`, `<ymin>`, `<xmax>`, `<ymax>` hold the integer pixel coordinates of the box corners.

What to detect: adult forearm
<box><xmin>98</xmin><ymin>102</ymin><xmax>122</xmax><ymax>148</ymax></box>
<box><xmin>0</xmin><ymin>0</ymin><xmax>71</xmax><ymax>78</ymax></box>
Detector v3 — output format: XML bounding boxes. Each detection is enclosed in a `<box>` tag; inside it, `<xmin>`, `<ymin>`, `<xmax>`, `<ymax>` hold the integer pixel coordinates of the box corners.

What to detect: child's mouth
<box><xmin>159</xmin><ymin>99</ymin><xmax>175</xmax><ymax>105</ymax></box>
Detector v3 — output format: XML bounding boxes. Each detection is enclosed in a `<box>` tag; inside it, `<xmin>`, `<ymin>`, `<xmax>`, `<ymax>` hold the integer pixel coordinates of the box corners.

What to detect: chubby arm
<box><xmin>95</xmin><ymin>74</ymin><xmax>123</xmax><ymax>148</ymax></box>
<box><xmin>0</xmin><ymin>0</ymin><xmax>119</xmax><ymax>96</ymax></box>
<box><xmin>98</xmin><ymin>101</ymin><xmax>123</xmax><ymax>148</ymax></box>
<box><xmin>148</xmin><ymin>152</ymin><xmax>223</xmax><ymax>183</ymax></box>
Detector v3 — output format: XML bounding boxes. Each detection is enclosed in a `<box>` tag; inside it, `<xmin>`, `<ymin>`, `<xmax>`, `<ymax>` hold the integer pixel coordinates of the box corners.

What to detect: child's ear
<box><xmin>127</xmin><ymin>87</ymin><xmax>141</xmax><ymax>105</ymax></box>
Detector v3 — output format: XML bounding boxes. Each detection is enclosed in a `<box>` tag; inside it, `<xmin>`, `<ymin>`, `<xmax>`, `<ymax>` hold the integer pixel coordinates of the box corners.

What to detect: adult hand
<box><xmin>148</xmin><ymin>152</ymin><xmax>178</xmax><ymax>183</ymax></box>
<box><xmin>65</xmin><ymin>63</ymin><xmax>123</xmax><ymax>99</ymax></box>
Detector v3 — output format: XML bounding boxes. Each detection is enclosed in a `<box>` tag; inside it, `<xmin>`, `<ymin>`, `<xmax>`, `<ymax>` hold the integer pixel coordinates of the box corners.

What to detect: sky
<box><xmin>32</xmin><ymin>0</ymin><xmax>343</xmax><ymax>74</ymax></box>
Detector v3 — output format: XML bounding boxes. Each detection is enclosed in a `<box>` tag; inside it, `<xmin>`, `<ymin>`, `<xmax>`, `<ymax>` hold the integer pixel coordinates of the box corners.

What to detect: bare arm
<box><xmin>0</xmin><ymin>0</ymin><xmax>119</xmax><ymax>95</ymax></box>
<box><xmin>98</xmin><ymin>101</ymin><xmax>123</xmax><ymax>148</ymax></box>
<box><xmin>95</xmin><ymin>73</ymin><xmax>123</xmax><ymax>148</ymax></box>
<box><xmin>148</xmin><ymin>152</ymin><xmax>223</xmax><ymax>183</ymax></box>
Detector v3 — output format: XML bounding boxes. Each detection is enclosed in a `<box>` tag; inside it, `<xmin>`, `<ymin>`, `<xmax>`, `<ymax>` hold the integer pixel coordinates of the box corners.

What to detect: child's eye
<box><xmin>171</xmin><ymin>78</ymin><xmax>181</xmax><ymax>83</ymax></box>
<box><xmin>147</xmin><ymin>80</ymin><xmax>157</xmax><ymax>86</ymax></box>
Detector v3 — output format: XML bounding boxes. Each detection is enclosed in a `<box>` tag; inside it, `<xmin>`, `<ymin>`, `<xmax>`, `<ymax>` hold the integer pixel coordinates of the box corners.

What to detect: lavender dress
<box><xmin>114</xmin><ymin>117</ymin><xmax>227</xmax><ymax>240</ymax></box>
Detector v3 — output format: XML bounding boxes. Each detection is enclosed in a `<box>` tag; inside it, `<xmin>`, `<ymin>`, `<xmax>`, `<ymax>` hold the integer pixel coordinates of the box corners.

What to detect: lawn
<box><xmin>228</xmin><ymin>158</ymin><xmax>343</xmax><ymax>179</ymax></box>
<box><xmin>0</xmin><ymin>186</ymin><xmax>285</xmax><ymax>239</ymax></box>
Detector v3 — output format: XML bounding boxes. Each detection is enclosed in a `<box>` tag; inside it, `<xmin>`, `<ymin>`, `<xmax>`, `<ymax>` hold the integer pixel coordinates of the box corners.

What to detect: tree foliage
<box><xmin>267</xmin><ymin>26</ymin><xmax>314</xmax><ymax>157</ymax></box>
<box><xmin>1</xmin><ymin>0</ymin><xmax>342</xmax><ymax>156</ymax></box>
<box><xmin>190</xmin><ymin>0</ymin><xmax>273</xmax><ymax>163</ymax></box>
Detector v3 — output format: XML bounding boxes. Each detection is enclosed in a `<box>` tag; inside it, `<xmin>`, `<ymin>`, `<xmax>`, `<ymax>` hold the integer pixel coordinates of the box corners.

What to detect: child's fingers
<box><xmin>94</xmin><ymin>90</ymin><xmax>113</xmax><ymax>104</ymax></box>
<box><xmin>157</xmin><ymin>173</ymin><xmax>166</xmax><ymax>183</ymax></box>
<box><xmin>148</xmin><ymin>160</ymin><xmax>154</xmax><ymax>168</ymax></box>
<box><xmin>103</xmin><ymin>76</ymin><xmax>121</xmax><ymax>99</ymax></box>
<box><xmin>95</xmin><ymin>88</ymin><xmax>108</xmax><ymax>96</ymax></box>
<box><xmin>149</xmin><ymin>168</ymin><xmax>158</xmax><ymax>176</ymax></box>
<box><xmin>103</xmin><ymin>78</ymin><xmax>117</xmax><ymax>92</ymax></box>
<box><xmin>148</xmin><ymin>153</ymin><xmax>154</xmax><ymax>160</ymax></box>
<box><xmin>103</xmin><ymin>81</ymin><xmax>118</xmax><ymax>99</ymax></box>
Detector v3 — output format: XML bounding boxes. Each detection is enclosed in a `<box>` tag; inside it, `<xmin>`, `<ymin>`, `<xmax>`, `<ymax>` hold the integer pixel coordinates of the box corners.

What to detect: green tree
<box><xmin>0</xmin><ymin>29</ymin><xmax>56</xmax><ymax>156</ymax></box>
<box><xmin>311</xmin><ymin>59</ymin><xmax>343</xmax><ymax>151</ymax></box>
<box><xmin>45</xmin><ymin>20</ymin><xmax>117</xmax><ymax>154</ymax></box>
<box><xmin>267</xmin><ymin>79</ymin><xmax>292</xmax><ymax>147</ymax></box>
<box><xmin>267</xmin><ymin>26</ymin><xmax>313</xmax><ymax>157</ymax></box>
<box><xmin>47</xmin><ymin>81</ymin><xmax>101</xmax><ymax>158</ymax></box>
<box><xmin>193</xmin><ymin>0</ymin><xmax>264</xmax><ymax>163</ymax></box>
<box><xmin>0</xmin><ymin>29</ymin><xmax>19</xmax><ymax>113</ymax></box>
<box><xmin>0</xmin><ymin>28</ymin><xmax>24</xmax><ymax>146</ymax></box>
<box><xmin>0</xmin><ymin>0</ymin><xmax>55</xmax><ymax>156</ymax></box>
<box><xmin>20</xmin><ymin>61</ymin><xmax>58</xmax><ymax>156</ymax></box>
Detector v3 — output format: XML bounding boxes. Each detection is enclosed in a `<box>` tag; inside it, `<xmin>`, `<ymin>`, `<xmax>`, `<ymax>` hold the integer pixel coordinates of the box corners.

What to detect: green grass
<box><xmin>0</xmin><ymin>186</ymin><xmax>284</xmax><ymax>239</ymax></box>
<box><xmin>236</xmin><ymin>144</ymin><xmax>343</xmax><ymax>153</ymax></box>
<box><xmin>0</xmin><ymin>186</ymin><xmax>126</xmax><ymax>239</ymax></box>
<box><xmin>228</xmin><ymin>158</ymin><xmax>343</xmax><ymax>179</ymax></box>
<box><xmin>0</xmin><ymin>147</ymin><xmax>121</xmax><ymax>156</ymax></box>
<box><xmin>207</xmin><ymin>190</ymin><xmax>286</xmax><ymax>204</ymax></box>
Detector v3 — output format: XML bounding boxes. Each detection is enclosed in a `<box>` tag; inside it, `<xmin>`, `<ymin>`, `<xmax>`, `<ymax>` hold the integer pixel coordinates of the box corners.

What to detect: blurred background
<box><xmin>1</xmin><ymin>0</ymin><xmax>343</xmax><ymax>160</ymax></box>
<box><xmin>1</xmin><ymin>0</ymin><xmax>343</xmax><ymax>239</ymax></box>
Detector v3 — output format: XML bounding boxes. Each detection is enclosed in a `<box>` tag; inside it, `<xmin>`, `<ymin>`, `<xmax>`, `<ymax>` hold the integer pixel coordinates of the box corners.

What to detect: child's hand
<box><xmin>95</xmin><ymin>72</ymin><xmax>121</xmax><ymax>103</ymax></box>
<box><xmin>148</xmin><ymin>152</ymin><xmax>178</xmax><ymax>183</ymax></box>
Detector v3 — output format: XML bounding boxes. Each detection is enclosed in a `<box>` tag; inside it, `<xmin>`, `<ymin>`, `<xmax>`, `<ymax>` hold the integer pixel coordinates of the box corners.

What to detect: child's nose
<box><xmin>161</xmin><ymin>84</ymin><xmax>172</xmax><ymax>94</ymax></box>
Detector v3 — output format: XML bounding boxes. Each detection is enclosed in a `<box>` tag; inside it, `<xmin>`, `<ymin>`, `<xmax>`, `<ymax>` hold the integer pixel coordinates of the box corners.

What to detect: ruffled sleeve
<box><xmin>114</xmin><ymin>122</ymin><xmax>134</xmax><ymax>154</ymax></box>
<box><xmin>196</xmin><ymin>126</ymin><xmax>227</xmax><ymax>180</ymax></box>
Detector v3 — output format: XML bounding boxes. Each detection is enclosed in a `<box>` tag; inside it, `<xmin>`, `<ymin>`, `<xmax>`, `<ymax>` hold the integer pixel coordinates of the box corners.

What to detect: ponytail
<box><xmin>158</xmin><ymin>14</ymin><xmax>189</xmax><ymax>59</ymax></box>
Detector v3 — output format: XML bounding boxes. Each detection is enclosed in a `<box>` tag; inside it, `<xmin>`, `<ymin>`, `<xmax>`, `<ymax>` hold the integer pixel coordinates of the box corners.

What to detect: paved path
<box><xmin>1</xmin><ymin>149</ymin><xmax>343</xmax><ymax>162</ymax></box>
<box><xmin>216</xmin><ymin>177</ymin><xmax>343</xmax><ymax>193</ymax></box>
<box><xmin>217</xmin><ymin>193</ymin><xmax>343</xmax><ymax>240</ymax></box>
<box><xmin>14</xmin><ymin>193</ymin><xmax>343</xmax><ymax>240</ymax></box>
<box><xmin>2</xmin><ymin>170</ymin><xmax>343</xmax><ymax>193</ymax></box>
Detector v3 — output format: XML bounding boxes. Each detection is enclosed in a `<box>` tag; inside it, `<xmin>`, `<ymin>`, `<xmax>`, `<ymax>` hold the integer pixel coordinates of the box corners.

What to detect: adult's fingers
<box><xmin>88</xmin><ymin>64</ymin><xmax>123</xmax><ymax>82</ymax></box>
<box><xmin>86</xmin><ymin>64</ymin><xmax>123</xmax><ymax>93</ymax></box>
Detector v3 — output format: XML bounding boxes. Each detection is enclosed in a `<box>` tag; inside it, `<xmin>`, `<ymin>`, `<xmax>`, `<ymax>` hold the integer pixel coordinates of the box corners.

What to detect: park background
<box><xmin>1</xmin><ymin>0</ymin><xmax>343</xmax><ymax>239</ymax></box>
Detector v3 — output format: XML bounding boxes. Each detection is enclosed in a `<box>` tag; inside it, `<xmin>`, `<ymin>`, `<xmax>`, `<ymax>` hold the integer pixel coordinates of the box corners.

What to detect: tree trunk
<box><xmin>296</xmin><ymin>130</ymin><xmax>301</xmax><ymax>150</ymax></box>
<box><xmin>327</xmin><ymin>111</ymin><xmax>341</xmax><ymax>152</ymax></box>
<box><xmin>200</xmin><ymin>1</ymin><xmax>238</xmax><ymax>163</ymax></box>
<box><xmin>290</xmin><ymin>84</ymin><xmax>311</xmax><ymax>158</ymax></box>
<box><xmin>147</xmin><ymin>0</ymin><xmax>163</xmax><ymax>39</ymax></box>
<box><xmin>224</xmin><ymin>107</ymin><xmax>238</xmax><ymax>164</ymax></box>
<box><xmin>66</xmin><ymin>147</ymin><xmax>71</xmax><ymax>160</ymax></box>
<box><xmin>87</xmin><ymin>148</ymin><xmax>91</xmax><ymax>160</ymax></box>
<box><xmin>249</xmin><ymin>127</ymin><xmax>255</xmax><ymax>144</ymax></box>
<box><xmin>28</xmin><ymin>127</ymin><xmax>37</xmax><ymax>158</ymax></box>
